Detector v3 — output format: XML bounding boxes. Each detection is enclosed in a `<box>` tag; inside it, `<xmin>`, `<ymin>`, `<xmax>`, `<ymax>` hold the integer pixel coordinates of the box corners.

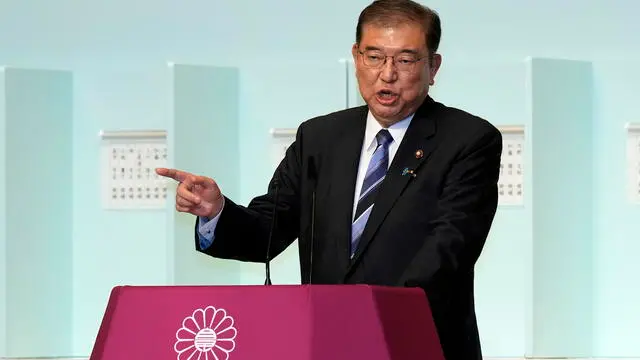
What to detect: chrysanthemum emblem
<box><xmin>174</xmin><ymin>306</ymin><xmax>237</xmax><ymax>360</ymax></box>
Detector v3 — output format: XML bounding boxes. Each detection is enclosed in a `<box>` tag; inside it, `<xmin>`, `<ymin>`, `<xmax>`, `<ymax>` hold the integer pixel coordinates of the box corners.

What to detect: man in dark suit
<box><xmin>157</xmin><ymin>0</ymin><xmax>502</xmax><ymax>358</ymax></box>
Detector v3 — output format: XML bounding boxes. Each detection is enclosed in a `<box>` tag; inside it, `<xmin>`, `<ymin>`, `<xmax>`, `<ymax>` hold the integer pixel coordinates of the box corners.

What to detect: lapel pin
<box><xmin>401</xmin><ymin>167</ymin><xmax>417</xmax><ymax>178</ymax></box>
<box><xmin>415</xmin><ymin>149</ymin><xmax>424</xmax><ymax>159</ymax></box>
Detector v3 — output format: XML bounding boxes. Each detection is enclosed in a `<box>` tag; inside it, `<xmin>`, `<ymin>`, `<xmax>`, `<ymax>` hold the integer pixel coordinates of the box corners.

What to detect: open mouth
<box><xmin>378</xmin><ymin>89</ymin><xmax>396</xmax><ymax>97</ymax></box>
<box><xmin>376</xmin><ymin>89</ymin><xmax>398</xmax><ymax>104</ymax></box>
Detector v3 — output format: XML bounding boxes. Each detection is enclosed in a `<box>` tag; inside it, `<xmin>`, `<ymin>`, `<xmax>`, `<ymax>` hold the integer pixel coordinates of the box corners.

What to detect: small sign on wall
<box><xmin>626</xmin><ymin>123</ymin><xmax>640</xmax><ymax>203</ymax></box>
<box><xmin>99</xmin><ymin>129</ymin><xmax>169</xmax><ymax>210</ymax></box>
<box><xmin>497</xmin><ymin>125</ymin><xmax>525</xmax><ymax>206</ymax></box>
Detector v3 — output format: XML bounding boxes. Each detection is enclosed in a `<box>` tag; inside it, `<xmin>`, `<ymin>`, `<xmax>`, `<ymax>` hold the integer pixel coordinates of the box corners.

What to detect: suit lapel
<box><xmin>347</xmin><ymin>97</ymin><xmax>439</xmax><ymax>270</ymax></box>
<box><xmin>326</xmin><ymin>106</ymin><xmax>368</xmax><ymax>273</ymax></box>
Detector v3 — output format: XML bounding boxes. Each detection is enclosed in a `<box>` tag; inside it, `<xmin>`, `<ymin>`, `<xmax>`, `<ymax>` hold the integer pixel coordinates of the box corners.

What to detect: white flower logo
<box><xmin>174</xmin><ymin>306</ymin><xmax>237</xmax><ymax>360</ymax></box>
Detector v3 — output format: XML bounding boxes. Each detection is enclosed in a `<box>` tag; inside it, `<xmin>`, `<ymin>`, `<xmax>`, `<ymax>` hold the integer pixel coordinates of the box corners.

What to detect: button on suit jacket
<box><xmin>195</xmin><ymin>95</ymin><xmax>503</xmax><ymax>360</ymax></box>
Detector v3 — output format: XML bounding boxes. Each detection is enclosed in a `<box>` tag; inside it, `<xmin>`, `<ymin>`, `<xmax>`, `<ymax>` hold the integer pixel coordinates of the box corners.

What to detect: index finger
<box><xmin>155</xmin><ymin>167</ymin><xmax>189</xmax><ymax>182</ymax></box>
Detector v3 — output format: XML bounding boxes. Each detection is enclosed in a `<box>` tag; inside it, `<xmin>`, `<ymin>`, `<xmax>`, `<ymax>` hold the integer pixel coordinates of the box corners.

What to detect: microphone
<box><xmin>307</xmin><ymin>157</ymin><xmax>318</xmax><ymax>285</ymax></box>
<box><xmin>264</xmin><ymin>177</ymin><xmax>280</xmax><ymax>286</ymax></box>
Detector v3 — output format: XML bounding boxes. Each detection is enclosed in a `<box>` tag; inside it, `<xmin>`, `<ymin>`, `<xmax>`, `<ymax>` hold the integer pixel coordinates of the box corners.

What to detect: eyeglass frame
<box><xmin>356</xmin><ymin>47</ymin><xmax>431</xmax><ymax>72</ymax></box>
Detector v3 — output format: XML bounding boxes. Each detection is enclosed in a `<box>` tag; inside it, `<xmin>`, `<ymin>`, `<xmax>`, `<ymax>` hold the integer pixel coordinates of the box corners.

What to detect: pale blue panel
<box><xmin>0</xmin><ymin>69</ymin><xmax>7</xmax><ymax>357</ymax></box>
<box><xmin>237</xmin><ymin>60</ymin><xmax>346</xmax><ymax>285</ymax></box>
<box><xmin>71</xmin><ymin>65</ymin><xmax>173</xmax><ymax>355</ymax></box>
<box><xmin>529</xmin><ymin>58</ymin><xmax>594</xmax><ymax>357</ymax></box>
<box><xmin>3</xmin><ymin>68</ymin><xmax>73</xmax><ymax>357</ymax></box>
<box><xmin>591</xmin><ymin>59</ymin><xmax>640</xmax><ymax>357</ymax></box>
<box><xmin>169</xmin><ymin>64</ymin><xmax>242</xmax><ymax>285</ymax></box>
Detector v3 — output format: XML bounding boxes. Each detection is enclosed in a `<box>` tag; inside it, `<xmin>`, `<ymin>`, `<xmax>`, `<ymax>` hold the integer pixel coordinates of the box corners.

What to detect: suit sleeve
<box><xmin>193</xmin><ymin>125</ymin><xmax>304</xmax><ymax>263</ymax></box>
<box><xmin>397</xmin><ymin>125</ymin><xmax>503</xmax><ymax>290</ymax></box>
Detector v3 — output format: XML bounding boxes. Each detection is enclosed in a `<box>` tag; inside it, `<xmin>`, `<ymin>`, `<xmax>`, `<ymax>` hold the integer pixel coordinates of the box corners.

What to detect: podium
<box><xmin>89</xmin><ymin>284</ymin><xmax>444</xmax><ymax>360</ymax></box>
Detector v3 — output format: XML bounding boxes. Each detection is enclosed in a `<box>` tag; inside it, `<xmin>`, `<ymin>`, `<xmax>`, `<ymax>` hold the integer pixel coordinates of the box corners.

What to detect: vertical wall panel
<box><xmin>2</xmin><ymin>67</ymin><xmax>73</xmax><ymax>357</ymax></box>
<box><xmin>168</xmin><ymin>64</ymin><xmax>242</xmax><ymax>285</ymax></box>
<box><xmin>528</xmin><ymin>58</ymin><xmax>594</xmax><ymax>358</ymax></box>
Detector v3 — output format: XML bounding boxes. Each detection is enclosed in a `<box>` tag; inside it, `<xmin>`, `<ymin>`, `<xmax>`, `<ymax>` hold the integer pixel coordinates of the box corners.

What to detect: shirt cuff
<box><xmin>197</xmin><ymin>199</ymin><xmax>224</xmax><ymax>250</ymax></box>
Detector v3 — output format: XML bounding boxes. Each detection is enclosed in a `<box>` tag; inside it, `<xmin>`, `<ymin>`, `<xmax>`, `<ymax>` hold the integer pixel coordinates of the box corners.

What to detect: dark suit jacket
<box><xmin>196</xmin><ymin>96</ymin><xmax>502</xmax><ymax>360</ymax></box>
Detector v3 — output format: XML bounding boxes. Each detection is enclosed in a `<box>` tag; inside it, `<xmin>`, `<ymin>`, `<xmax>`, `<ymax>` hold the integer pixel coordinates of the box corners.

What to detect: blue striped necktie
<box><xmin>351</xmin><ymin>129</ymin><xmax>393</xmax><ymax>258</ymax></box>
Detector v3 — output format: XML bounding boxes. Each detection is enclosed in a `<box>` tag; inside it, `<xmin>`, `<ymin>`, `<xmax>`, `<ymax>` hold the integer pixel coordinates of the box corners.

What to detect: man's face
<box><xmin>352</xmin><ymin>22</ymin><xmax>441</xmax><ymax>126</ymax></box>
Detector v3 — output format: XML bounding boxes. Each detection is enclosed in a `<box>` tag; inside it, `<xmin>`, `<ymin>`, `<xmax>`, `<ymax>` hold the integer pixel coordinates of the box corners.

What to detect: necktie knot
<box><xmin>376</xmin><ymin>129</ymin><xmax>393</xmax><ymax>148</ymax></box>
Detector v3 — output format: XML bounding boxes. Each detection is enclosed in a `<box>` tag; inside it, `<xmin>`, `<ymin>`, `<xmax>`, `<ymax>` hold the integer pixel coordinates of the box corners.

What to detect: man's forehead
<box><xmin>359</xmin><ymin>23</ymin><xmax>427</xmax><ymax>52</ymax></box>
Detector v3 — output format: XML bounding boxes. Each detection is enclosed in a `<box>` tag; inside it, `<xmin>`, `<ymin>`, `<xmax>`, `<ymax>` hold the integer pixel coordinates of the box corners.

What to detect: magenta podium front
<box><xmin>89</xmin><ymin>284</ymin><xmax>444</xmax><ymax>360</ymax></box>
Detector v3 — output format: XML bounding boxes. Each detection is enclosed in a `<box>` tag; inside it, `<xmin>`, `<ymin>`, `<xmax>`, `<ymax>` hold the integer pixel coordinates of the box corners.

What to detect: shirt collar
<box><xmin>363</xmin><ymin>111</ymin><xmax>415</xmax><ymax>151</ymax></box>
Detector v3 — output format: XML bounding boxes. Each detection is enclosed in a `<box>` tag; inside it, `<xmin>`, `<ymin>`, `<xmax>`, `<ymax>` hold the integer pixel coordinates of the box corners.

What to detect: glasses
<box><xmin>358</xmin><ymin>49</ymin><xmax>428</xmax><ymax>72</ymax></box>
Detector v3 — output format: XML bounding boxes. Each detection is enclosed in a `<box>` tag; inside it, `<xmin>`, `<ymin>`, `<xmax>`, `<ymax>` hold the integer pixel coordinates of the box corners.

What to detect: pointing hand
<box><xmin>155</xmin><ymin>168</ymin><xmax>224</xmax><ymax>219</ymax></box>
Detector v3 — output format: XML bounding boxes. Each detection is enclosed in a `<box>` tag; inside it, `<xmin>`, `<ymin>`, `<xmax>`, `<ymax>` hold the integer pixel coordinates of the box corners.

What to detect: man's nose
<box><xmin>379</xmin><ymin>58</ymin><xmax>398</xmax><ymax>82</ymax></box>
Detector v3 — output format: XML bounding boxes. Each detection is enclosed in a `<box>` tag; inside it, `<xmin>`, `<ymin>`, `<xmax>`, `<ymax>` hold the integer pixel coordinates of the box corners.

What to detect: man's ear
<box><xmin>429</xmin><ymin>53</ymin><xmax>442</xmax><ymax>85</ymax></box>
<box><xmin>351</xmin><ymin>43</ymin><xmax>359</xmax><ymax>62</ymax></box>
